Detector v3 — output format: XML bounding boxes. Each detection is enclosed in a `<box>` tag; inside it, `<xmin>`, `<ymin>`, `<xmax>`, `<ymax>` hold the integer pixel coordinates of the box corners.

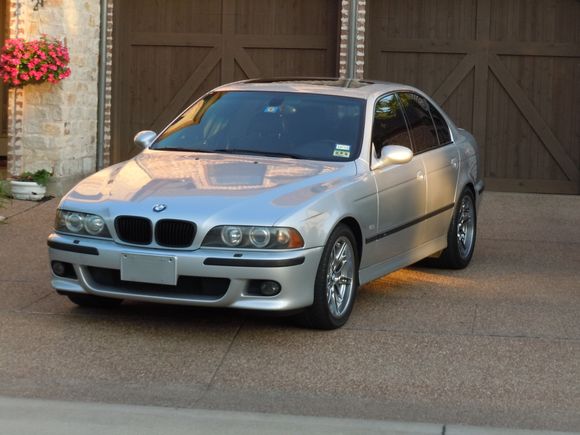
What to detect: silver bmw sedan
<box><xmin>48</xmin><ymin>78</ymin><xmax>483</xmax><ymax>329</ymax></box>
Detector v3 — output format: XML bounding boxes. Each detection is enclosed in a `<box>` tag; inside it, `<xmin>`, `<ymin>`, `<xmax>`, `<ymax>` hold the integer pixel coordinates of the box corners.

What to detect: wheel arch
<box><xmin>455</xmin><ymin>178</ymin><xmax>476</xmax><ymax>207</ymax></box>
<box><xmin>463</xmin><ymin>182</ymin><xmax>476</xmax><ymax>208</ymax></box>
<box><xmin>336</xmin><ymin>217</ymin><xmax>363</xmax><ymax>262</ymax></box>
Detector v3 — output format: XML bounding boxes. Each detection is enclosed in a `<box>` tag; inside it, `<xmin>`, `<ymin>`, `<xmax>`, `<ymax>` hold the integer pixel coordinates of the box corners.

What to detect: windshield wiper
<box><xmin>153</xmin><ymin>147</ymin><xmax>214</xmax><ymax>153</ymax></box>
<box><xmin>212</xmin><ymin>149</ymin><xmax>301</xmax><ymax>159</ymax></box>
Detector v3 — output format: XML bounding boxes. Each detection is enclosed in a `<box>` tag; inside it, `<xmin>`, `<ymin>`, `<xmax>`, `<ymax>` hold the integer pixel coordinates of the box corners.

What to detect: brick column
<box><xmin>103</xmin><ymin>0</ymin><xmax>114</xmax><ymax>167</ymax></box>
<box><xmin>7</xmin><ymin>0</ymin><xmax>24</xmax><ymax>177</ymax></box>
<box><xmin>338</xmin><ymin>0</ymin><xmax>366</xmax><ymax>80</ymax></box>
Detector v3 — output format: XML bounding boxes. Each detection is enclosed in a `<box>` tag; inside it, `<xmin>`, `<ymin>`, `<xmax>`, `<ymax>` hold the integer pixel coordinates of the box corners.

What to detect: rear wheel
<box><xmin>66</xmin><ymin>294</ymin><xmax>123</xmax><ymax>309</ymax></box>
<box><xmin>434</xmin><ymin>188</ymin><xmax>477</xmax><ymax>269</ymax></box>
<box><xmin>301</xmin><ymin>224</ymin><xmax>359</xmax><ymax>330</ymax></box>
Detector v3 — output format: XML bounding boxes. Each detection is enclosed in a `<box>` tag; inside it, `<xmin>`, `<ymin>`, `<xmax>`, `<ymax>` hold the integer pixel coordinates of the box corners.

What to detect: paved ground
<box><xmin>0</xmin><ymin>192</ymin><xmax>578</xmax><ymax>432</ymax></box>
<box><xmin>1</xmin><ymin>397</ymin><xmax>576</xmax><ymax>435</ymax></box>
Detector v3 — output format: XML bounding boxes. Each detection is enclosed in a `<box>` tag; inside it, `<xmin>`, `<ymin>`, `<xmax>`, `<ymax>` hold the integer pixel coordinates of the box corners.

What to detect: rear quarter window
<box><xmin>398</xmin><ymin>92</ymin><xmax>439</xmax><ymax>154</ymax></box>
<box><xmin>428</xmin><ymin>102</ymin><xmax>452</xmax><ymax>146</ymax></box>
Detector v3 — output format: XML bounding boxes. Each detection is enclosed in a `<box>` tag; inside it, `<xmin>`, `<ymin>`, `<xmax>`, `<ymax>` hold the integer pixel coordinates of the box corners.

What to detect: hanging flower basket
<box><xmin>0</xmin><ymin>36</ymin><xmax>71</xmax><ymax>87</ymax></box>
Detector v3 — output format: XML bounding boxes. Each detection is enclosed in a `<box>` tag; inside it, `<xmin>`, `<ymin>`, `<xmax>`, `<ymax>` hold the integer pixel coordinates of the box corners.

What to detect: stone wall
<box><xmin>7</xmin><ymin>0</ymin><xmax>102</xmax><ymax>194</ymax></box>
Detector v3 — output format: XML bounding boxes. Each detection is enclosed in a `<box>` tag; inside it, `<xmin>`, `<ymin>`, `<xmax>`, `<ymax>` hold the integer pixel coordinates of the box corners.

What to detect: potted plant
<box><xmin>10</xmin><ymin>169</ymin><xmax>51</xmax><ymax>201</ymax></box>
<box><xmin>0</xmin><ymin>36</ymin><xmax>71</xmax><ymax>87</ymax></box>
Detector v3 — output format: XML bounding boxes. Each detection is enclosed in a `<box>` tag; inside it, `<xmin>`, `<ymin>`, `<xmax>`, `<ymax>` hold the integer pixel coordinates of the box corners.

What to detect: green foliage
<box><xmin>0</xmin><ymin>179</ymin><xmax>7</xmax><ymax>208</ymax></box>
<box><xmin>13</xmin><ymin>169</ymin><xmax>52</xmax><ymax>187</ymax></box>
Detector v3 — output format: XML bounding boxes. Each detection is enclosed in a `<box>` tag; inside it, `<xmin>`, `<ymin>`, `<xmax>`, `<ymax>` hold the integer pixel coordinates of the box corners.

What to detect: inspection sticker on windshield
<box><xmin>333</xmin><ymin>144</ymin><xmax>351</xmax><ymax>158</ymax></box>
<box><xmin>263</xmin><ymin>105</ymin><xmax>281</xmax><ymax>113</ymax></box>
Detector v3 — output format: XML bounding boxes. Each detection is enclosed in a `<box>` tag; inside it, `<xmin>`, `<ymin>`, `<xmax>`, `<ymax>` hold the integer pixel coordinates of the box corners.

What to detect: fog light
<box><xmin>51</xmin><ymin>261</ymin><xmax>77</xmax><ymax>279</ymax></box>
<box><xmin>259</xmin><ymin>280</ymin><xmax>281</xmax><ymax>296</ymax></box>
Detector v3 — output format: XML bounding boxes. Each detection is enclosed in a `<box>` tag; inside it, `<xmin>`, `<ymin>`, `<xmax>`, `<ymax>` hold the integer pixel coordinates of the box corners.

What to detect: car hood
<box><xmin>61</xmin><ymin>150</ymin><xmax>357</xmax><ymax>226</ymax></box>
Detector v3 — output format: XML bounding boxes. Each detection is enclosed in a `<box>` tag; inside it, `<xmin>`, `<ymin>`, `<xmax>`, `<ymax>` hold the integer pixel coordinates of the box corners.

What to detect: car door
<box><xmin>367</xmin><ymin>93</ymin><xmax>427</xmax><ymax>266</ymax></box>
<box><xmin>398</xmin><ymin>92</ymin><xmax>460</xmax><ymax>240</ymax></box>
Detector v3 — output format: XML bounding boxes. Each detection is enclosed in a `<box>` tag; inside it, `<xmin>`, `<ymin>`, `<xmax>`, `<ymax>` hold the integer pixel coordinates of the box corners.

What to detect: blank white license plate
<box><xmin>120</xmin><ymin>253</ymin><xmax>177</xmax><ymax>286</ymax></box>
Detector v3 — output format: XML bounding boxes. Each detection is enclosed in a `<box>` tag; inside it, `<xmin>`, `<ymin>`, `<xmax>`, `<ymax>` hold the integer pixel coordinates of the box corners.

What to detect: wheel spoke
<box><xmin>327</xmin><ymin>284</ymin><xmax>335</xmax><ymax>308</ymax></box>
<box><xmin>335</xmin><ymin>288</ymin><xmax>343</xmax><ymax>309</ymax></box>
<box><xmin>324</xmin><ymin>235</ymin><xmax>356</xmax><ymax>319</ymax></box>
<box><xmin>334</xmin><ymin>242</ymin><xmax>347</xmax><ymax>263</ymax></box>
<box><xmin>456</xmin><ymin>194</ymin><xmax>475</xmax><ymax>258</ymax></box>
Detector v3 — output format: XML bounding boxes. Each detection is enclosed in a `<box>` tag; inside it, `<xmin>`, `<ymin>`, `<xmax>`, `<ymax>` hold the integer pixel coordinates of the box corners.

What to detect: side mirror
<box><xmin>371</xmin><ymin>145</ymin><xmax>413</xmax><ymax>170</ymax></box>
<box><xmin>134</xmin><ymin>130</ymin><xmax>157</xmax><ymax>149</ymax></box>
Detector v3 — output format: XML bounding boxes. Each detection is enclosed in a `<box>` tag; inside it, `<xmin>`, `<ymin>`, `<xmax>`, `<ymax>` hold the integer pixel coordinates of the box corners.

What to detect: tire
<box><xmin>300</xmin><ymin>224</ymin><xmax>359</xmax><ymax>330</ymax></box>
<box><xmin>66</xmin><ymin>293</ymin><xmax>123</xmax><ymax>309</ymax></box>
<box><xmin>434</xmin><ymin>188</ymin><xmax>477</xmax><ymax>269</ymax></box>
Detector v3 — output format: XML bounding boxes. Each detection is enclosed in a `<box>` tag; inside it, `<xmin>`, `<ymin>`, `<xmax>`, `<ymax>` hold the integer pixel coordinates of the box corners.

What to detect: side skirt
<box><xmin>358</xmin><ymin>235</ymin><xmax>447</xmax><ymax>285</ymax></box>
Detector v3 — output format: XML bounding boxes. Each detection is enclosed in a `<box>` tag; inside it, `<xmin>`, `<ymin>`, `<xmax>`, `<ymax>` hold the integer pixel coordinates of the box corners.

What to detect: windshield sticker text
<box><xmin>333</xmin><ymin>150</ymin><xmax>351</xmax><ymax>158</ymax></box>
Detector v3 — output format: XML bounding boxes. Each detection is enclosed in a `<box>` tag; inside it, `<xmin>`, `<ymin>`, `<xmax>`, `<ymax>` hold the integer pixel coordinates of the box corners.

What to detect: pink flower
<box><xmin>0</xmin><ymin>36</ymin><xmax>71</xmax><ymax>86</ymax></box>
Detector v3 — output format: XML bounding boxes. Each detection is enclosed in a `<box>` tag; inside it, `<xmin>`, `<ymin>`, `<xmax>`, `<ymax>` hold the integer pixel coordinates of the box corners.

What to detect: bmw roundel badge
<box><xmin>153</xmin><ymin>204</ymin><xmax>167</xmax><ymax>212</ymax></box>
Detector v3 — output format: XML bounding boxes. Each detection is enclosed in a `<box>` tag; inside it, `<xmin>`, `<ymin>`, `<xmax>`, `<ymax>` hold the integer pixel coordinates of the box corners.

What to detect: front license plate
<box><xmin>120</xmin><ymin>253</ymin><xmax>177</xmax><ymax>286</ymax></box>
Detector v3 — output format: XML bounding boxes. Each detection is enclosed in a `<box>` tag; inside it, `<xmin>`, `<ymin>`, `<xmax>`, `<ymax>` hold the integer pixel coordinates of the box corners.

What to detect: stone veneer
<box><xmin>7</xmin><ymin>0</ymin><xmax>102</xmax><ymax>194</ymax></box>
<box><xmin>102</xmin><ymin>0</ymin><xmax>113</xmax><ymax>168</ymax></box>
<box><xmin>339</xmin><ymin>0</ymin><xmax>366</xmax><ymax>79</ymax></box>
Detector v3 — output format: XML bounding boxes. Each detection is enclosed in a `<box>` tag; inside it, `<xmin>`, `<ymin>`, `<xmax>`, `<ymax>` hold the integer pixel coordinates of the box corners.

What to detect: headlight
<box><xmin>203</xmin><ymin>226</ymin><xmax>303</xmax><ymax>249</ymax></box>
<box><xmin>64</xmin><ymin>213</ymin><xmax>84</xmax><ymax>233</ymax></box>
<box><xmin>84</xmin><ymin>214</ymin><xmax>106</xmax><ymax>235</ymax></box>
<box><xmin>249</xmin><ymin>227</ymin><xmax>271</xmax><ymax>248</ymax></box>
<box><xmin>220</xmin><ymin>226</ymin><xmax>243</xmax><ymax>247</ymax></box>
<box><xmin>56</xmin><ymin>210</ymin><xmax>111</xmax><ymax>238</ymax></box>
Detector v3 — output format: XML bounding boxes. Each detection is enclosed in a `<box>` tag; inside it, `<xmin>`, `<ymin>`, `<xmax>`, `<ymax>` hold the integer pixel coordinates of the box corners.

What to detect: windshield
<box><xmin>151</xmin><ymin>91</ymin><xmax>365</xmax><ymax>162</ymax></box>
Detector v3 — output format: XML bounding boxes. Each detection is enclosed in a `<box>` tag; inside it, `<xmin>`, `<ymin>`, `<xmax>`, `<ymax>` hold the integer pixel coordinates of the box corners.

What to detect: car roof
<box><xmin>215</xmin><ymin>77</ymin><xmax>417</xmax><ymax>100</ymax></box>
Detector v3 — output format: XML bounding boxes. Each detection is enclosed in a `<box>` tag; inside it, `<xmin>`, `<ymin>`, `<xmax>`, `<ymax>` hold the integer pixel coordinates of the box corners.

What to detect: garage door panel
<box><xmin>132</xmin><ymin>0</ymin><xmax>222</xmax><ymax>34</ymax></box>
<box><xmin>245</xmin><ymin>49</ymin><xmax>335</xmax><ymax>77</ymax></box>
<box><xmin>367</xmin><ymin>0</ymin><xmax>580</xmax><ymax>194</ymax></box>
<box><xmin>489</xmin><ymin>0</ymin><xmax>580</xmax><ymax>44</ymax></box>
<box><xmin>498</xmin><ymin>55</ymin><xmax>580</xmax><ymax>169</ymax></box>
<box><xmin>236</xmin><ymin>0</ymin><xmax>332</xmax><ymax>36</ymax></box>
<box><xmin>369</xmin><ymin>0</ymin><xmax>476</xmax><ymax>40</ymax></box>
<box><xmin>370</xmin><ymin>52</ymin><xmax>466</xmax><ymax>95</ymax></box>
<box><xmin>234</xmin><ymin>61</ymin><xmax>247</xmax><ymax>82</ymax></box>
<box><xmin>486</xmin><ymin>73</ymin><xmax>568</xmax><ymax>182</ymax></box>
<box><xmin>113</xmin><ymin>0</ymin><xmax>337</xmax><ymax>163</ymax></box>
<box><xmin>442</xmin><ymin>70</ymin><xmax>475</xmax><ymax>132</ymax></box>
<box><xmin>129</xmin><ymin>46</ymin><xmax>215</xmax><ymax>124</ymax></box>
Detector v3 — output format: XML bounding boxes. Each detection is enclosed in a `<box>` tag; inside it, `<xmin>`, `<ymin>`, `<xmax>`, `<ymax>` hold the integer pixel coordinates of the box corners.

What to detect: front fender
<box><xmin>273</xmin><ymin>172</ymin><xmax>377</xmax><ymax>267</ymax></box>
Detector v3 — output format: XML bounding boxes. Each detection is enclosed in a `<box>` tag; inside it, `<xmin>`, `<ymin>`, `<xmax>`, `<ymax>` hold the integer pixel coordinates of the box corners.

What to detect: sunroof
<box><xmin>245</xmin><ymin>77</ymin><xmax>375</xmax><ymax>88</ymax></box>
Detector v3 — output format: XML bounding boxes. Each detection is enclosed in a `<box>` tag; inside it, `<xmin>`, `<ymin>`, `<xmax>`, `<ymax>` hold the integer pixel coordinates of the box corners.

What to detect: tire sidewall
<box><xmin>448</xmin><ymin>188</ymin><xmax>477</xmax><ymax>268</ymax></box>
<box><xmin>311</xmin><ymin>224</ymin><xmax>359</xmax><ymax>329</ymax></box>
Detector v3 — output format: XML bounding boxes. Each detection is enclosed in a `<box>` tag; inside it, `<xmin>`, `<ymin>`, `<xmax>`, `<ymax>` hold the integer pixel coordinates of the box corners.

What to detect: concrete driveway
<box><xmin>0</xmin><ymin>192</ymin><xmax>578</xmax><ymax>432</ymax></box>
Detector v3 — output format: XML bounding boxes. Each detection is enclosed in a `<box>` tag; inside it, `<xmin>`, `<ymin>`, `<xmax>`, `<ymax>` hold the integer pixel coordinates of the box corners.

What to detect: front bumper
<box><xmin>48</xmin><ymin>233</ymin><xmax>323</xmax><ymax>311</ymax></box>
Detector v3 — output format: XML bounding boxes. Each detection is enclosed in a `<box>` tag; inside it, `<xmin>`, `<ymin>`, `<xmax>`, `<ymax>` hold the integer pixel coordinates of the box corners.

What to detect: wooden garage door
<box><xmin>112</xmin><ymin>0</ymin><xmax>338</xmax><ymax>163</ymax></box>
<box><xmin>366</xmin><ymin>0</ymin><xmax>580</xmax><ymax>194</ymax></box>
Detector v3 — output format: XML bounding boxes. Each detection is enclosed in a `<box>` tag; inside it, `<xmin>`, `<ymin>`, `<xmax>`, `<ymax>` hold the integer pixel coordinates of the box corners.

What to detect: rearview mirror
<box><xmin>371</xmin><ymin>145</ymin><xmax>413</xmax><ymax>170</ymax></box>
<box><xmin>134</xmin><ymin>130</ymin><xmax>157</xmax><ymax>149</ymax></box>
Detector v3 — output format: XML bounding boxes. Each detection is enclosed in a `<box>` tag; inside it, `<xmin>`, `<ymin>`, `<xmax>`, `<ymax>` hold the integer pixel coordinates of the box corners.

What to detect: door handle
<box><xmin>451</xmin><ymin>158</ymin><xmax>458</xmax><ymax>169</ymax></box>
<box><xmin>416</xmin><ymin>170</ymin><xmax>425</xmax><ymax>181</ymax></box>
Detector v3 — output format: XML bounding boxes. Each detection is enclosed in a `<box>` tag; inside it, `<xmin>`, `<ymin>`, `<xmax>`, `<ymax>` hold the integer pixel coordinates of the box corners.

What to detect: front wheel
<box><xmin>434</xmin><ymin>188</ymin><xmax>477</xmax><ymax>269</ymax></box>
<box><xmin>301</xmin><ymin>224</ymin><xmax>359</xmax><ymax>330</ymax></box>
